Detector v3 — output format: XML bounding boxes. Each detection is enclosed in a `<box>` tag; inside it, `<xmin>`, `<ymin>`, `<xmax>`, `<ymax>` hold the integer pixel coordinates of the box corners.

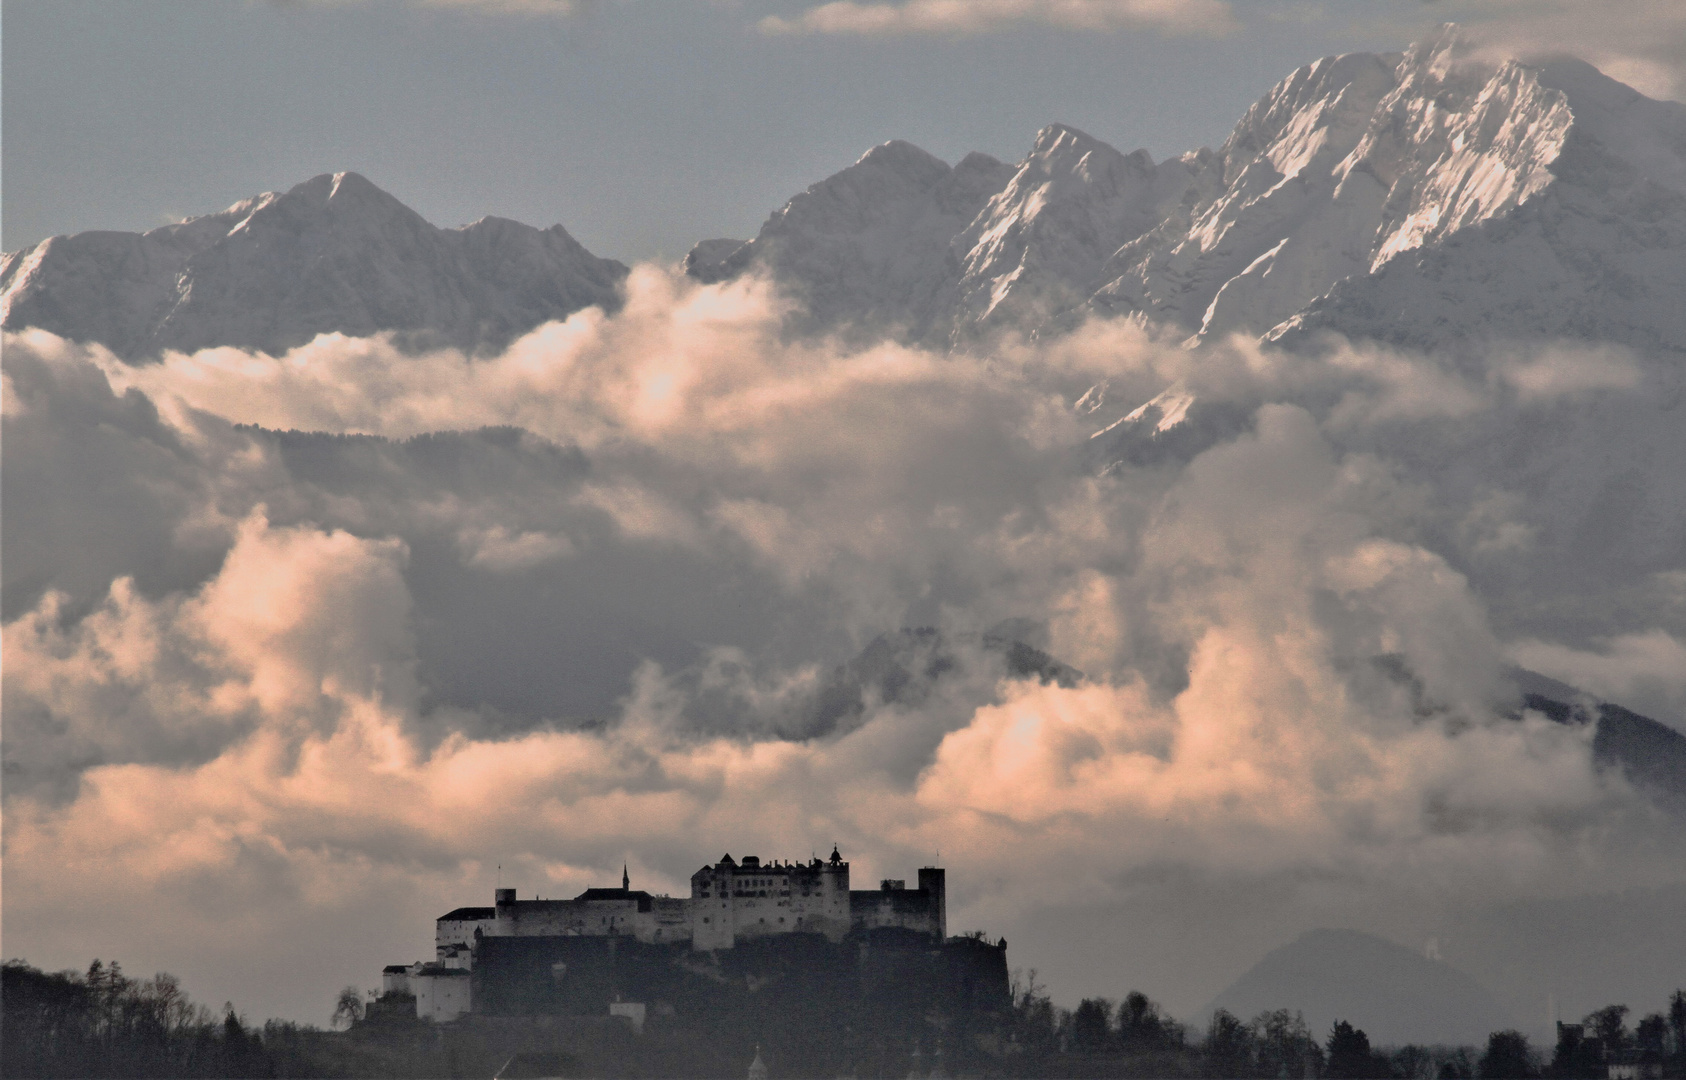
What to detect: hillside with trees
<box><xmin>5</xmin><ymin>957</ymin><xmax>1684</xmax><ymax>1078</ymax></box>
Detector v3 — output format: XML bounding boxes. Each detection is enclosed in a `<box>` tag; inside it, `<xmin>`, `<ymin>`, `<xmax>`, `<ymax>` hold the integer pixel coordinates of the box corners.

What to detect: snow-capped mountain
<box><xmin>692</xmin><ymin>27</ymin><xmax>1686</xmax><ymax>355</ymax></box>
<box><xmin>0</xmin><ymin>172</ymin><xmax>628</xmax><ymax>360</ymax></box>
<box><xmin>688</xmin><ymin>128</ymin><xmax>1213</xmax><ymax>347</ymax></box>
<box><xmin>1264</xmin><ymin>48</ymin><xmax>1686</xmax><ymax>353</ymax></box>
<box><xmin>9</xmin><ymin>29</ymin><xmax>1685</xmax><ymax>365</ymax></box>
<box><xmin>1108</xmin><ymin>28</ymin><xmax>1686</xmax><ymax>352</ymax></box>
<box><xmin>685</xmin><ymin>140</ymin><xmax>1014</xmax><ymax>343</ymax></box>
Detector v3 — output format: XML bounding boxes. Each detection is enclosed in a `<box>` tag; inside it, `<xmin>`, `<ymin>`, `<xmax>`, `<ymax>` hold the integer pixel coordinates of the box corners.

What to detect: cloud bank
<box><xmin>757</xmin><ymin>0</ymin><xmax>1237</xmax><ymax>39</ymax></box>
<box><xmin>4</xmin><ymin>265</ymin><xmax>1683</xmax><ymax>1023</ymax></box>
<box><xmin>1460</xmin><ymin>0</ymin><xmax>1686</xmax><ymax>102</ymax></box>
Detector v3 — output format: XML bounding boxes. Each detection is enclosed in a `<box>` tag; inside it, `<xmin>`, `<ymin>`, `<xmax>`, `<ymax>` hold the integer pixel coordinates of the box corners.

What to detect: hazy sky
<box><xmin>7</xmin><ymin>0</ymin><xmax>1686</xmax><ymax>1036</ymax></box>
<box><xmin>10</xmin><ymin>0</ymin><xmax>1683</xmax><ymax>262</ymax></box>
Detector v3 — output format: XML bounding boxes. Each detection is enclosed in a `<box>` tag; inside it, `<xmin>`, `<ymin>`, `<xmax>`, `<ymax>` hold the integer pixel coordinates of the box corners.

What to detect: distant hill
<box><xmin>1203</xmin><ymin>928</ymin><xmax>1515</xmax><ymax>1047</ymax></box>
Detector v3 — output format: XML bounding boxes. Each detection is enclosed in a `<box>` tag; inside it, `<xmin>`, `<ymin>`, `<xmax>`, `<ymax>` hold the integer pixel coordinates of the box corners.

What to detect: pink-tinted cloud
<box><xmin>5</xmin><ymin>264</ymin><xmax>1682</xmax><ymax>1022</ymax></box>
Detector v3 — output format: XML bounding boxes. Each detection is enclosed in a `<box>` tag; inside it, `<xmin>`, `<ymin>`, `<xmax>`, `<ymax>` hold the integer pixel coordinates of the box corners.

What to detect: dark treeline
<box><xmin>1</xmin><ymin>960</ymin><xmax>321</xmax><ymax>1079</ymax></box>
<box><xmin>6</xmin><ymin>956</ymin><xmax>1686</xmax><ymax>1079</ymax></box>
<box><xmin>998</xmin><ymin>973</ymin><xmax>1686</xmax><ymax>1080</ymax></box>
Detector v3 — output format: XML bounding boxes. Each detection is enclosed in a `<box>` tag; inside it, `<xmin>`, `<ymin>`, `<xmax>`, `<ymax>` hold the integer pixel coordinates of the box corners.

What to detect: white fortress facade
<box><xmin>387</xmin><ymin>847</ymin><xmax>947</xmax><ymax>1020</ymax></box>
<box><xmin>436</xmin><ymin>847</ymin><xmax>945</xmax><ymax>957</ymax></box>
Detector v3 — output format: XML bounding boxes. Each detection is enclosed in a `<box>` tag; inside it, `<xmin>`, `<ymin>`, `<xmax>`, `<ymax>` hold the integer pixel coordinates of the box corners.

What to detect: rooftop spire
<box><xmin>622</xmin><ymin>863</ymin><xmax>630</xmax><ymax>891</ymax></box>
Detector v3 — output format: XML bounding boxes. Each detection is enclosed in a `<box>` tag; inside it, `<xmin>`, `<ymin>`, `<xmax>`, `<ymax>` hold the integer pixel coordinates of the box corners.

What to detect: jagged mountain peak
<box><xmin>1216</xmin><ymin>48</ymin><xmax>1398</xmax><ymax>186</ymax></box>
<box><xmin>1398</xmin><ymin>20</ymin><xmax>1467</xmax><ymax>71</ymax></box>
<box><xmin>949</xmin><ymin>124</ymin><xmax>1194</xmax><ymax>337</ymax></box>
<box><xmin>852</xmin><ymin>138</ymin><xmax>952</xmax><ymax>179</ymax></box>
<box><xmin>222</xmin><ymin>171</ymin><xmax>437</xmax><ymax>245</ymax></box>
<box><xmin>1028</xmin><ymin>122</ymin><xmax>1132</xmax><ymax>164</ymax></box>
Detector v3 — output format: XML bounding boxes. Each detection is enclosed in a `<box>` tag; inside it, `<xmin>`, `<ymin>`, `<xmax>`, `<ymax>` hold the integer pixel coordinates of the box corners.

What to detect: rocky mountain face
<box><xmin>692</xmin><ymin>27</ymin><xmax>1686</xmax><ymax>355</ymax></box>
<box><xmin>0</xmin><ymin>172</ymin><xmax>628</xmax><ymax>360</ymax></box>
<box><xmin>1265</xmin><ymin>50</ymin><xmax>1686</xmax><ymax>354</ymax></box>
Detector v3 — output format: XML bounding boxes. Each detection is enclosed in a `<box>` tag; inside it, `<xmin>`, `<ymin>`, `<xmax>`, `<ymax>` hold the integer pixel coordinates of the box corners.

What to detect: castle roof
<box><xmin>437</xmin><ymin>906</ymin><xmax>495</xmax><ymax>921</ymax></box>
<box><xmin>573</xmin><ymin>887</ymin><xmax>654</xmax><ymax>902</ymax></box>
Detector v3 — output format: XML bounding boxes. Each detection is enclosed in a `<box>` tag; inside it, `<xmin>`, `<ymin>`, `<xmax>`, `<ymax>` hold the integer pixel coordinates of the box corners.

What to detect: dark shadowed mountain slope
<box><xmin>797</xmin><ymin>626</ymin><xmax>1082</xmax><ymax>739</ymax></box>
<box><xmin>1519</xmin><ymin>688</ymin><xmax>1686</xmax><ymax>811</ymax></box>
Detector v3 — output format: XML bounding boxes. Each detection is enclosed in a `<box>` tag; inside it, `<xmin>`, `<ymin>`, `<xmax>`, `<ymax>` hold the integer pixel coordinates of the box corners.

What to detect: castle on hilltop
<box><xmin>380</xmin><ymin>847</ymin><xmax>986</xmax><ymax>1023</ymax></box>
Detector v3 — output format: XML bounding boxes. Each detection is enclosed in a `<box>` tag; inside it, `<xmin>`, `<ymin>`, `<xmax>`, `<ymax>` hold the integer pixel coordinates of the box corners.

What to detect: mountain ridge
<box><xmin>1</xmin><ymin>171</ymin><xmax>628</xmax><ymax>360</ymax></box>
<box><xmin>8</xmin><ymin>27</ymin><xmax>1686</xmax><ymax>364</ymax></box>
<box><xmin>692</xmin><ymin>26</ymin><xmax>1686</xmax><ymax>356</ymax></box>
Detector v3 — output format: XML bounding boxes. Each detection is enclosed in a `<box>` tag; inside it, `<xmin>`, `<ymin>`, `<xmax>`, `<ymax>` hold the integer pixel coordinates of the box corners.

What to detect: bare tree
<box><xmin>331</xmin><ymin>985</ymin><xmax>365</xmax><ymax>1030</ymax></box>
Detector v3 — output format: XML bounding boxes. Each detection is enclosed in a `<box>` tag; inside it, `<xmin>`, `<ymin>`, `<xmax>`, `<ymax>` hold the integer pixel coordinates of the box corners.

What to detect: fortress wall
<box><xmin>849</xmin><ymin>886</ymin><xmax>942</xmax><ymax>938</ymax></box>
<box><xmin>693</xmin><ymin>895</ymin><xmax>735</xmax><ymax>950</ymax></box>
<box><xmin>644</xmin><ymin>896</ymin><xmax>692</xmax><ymax>945</ymax></box>
<box><xmin>414</xmin><ymin>968</ymin><xmax>473</xmax><ymax>1022</ymax></box>
<box><xmin>727</xmin><ymin>893</ymin><xmax>793</xmax><ymax>940</ymax></box>
<box><xmin>941</xmin><ymin>935</ymin><xmax>1011</xmax><ymax>1012</ymax></box>
<box><xmin>494</xmin><ymin>897</ymin><xmax>646</xmax><ymax>938</ymax></box>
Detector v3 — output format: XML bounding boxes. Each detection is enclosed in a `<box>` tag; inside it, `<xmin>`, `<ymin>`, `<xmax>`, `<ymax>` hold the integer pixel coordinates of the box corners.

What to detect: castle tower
<box><xmin>693</xmin><ymin>854</ymin><xmax>738</xmax><ymax>951</ymax></box>
<box><xmin>493</xmin><ymin>887</ymin><xmax>517</xmax><ymax>936</ymax></box>
<box><xmin>817</xmin><ymin>845</ymin><xmax>850</xmax><ymax>941</ymax></box>
<box><xmin>917</xmin><ymin>867</ymin><xmax>946</xmax><ymax>940</ymax></box>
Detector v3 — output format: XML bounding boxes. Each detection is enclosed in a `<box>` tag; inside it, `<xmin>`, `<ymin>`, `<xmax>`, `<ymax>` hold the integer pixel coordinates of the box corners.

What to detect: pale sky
<box><xmin>12</xmin><ymin>0</ymin><xmax>1670</xmax><ymax>263</ymax></box>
